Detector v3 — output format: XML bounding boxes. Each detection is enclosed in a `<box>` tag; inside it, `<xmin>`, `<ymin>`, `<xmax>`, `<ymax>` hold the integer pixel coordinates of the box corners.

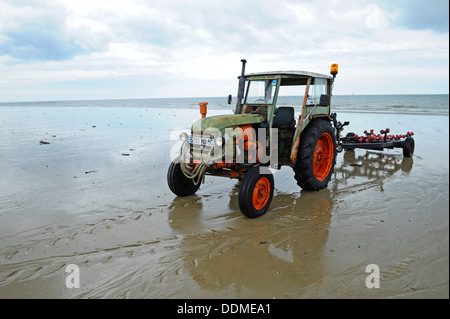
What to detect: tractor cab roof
<box><xmin>241</xmin><ymin>71</ymin><xmax>332</xmax><ymax>86</ymax></box>
<box><xmin>243</xmin><ymin>70</ymin><xmax>332</xmax><ymax>80</ymax></box>
<box><xmin>245</xmin><ymin>71</ymin><xmax>332</xmax><ymax>79</ymax></box>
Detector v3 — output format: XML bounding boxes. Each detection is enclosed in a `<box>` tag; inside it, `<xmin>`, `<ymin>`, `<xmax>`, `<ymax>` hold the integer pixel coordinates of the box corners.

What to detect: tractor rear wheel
<box><xmin>293</xmin><ymin>119</ymin><xmax>336</xmax><ymax>191</ymax></box>
<box><xmin>238</xmin><ymin>166</ymin><xmax>274</xmax><ymax>218</ymax></box>
<box><xmin>167</xmin><ymin>160</ymin><xmax>201</xmax><ymax>197</ymax></box>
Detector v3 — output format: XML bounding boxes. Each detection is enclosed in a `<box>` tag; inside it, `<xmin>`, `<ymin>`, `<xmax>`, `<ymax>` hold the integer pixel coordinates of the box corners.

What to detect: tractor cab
<box><xmin>236</xmin><ymin>71</ymin><xmax>334</xmax><ymax>127</ymax></box>
<box><xmin>233</xmin><ymin>70</ymin><xmax>335</xmax><ymax>164</ymax></box>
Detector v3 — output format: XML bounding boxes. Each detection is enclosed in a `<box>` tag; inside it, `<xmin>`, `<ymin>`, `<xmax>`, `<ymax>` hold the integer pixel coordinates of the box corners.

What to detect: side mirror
<box><xmin>227</xmin><ymin>94</ymin><xmax>232</xmax><ymax>104</ymax></box>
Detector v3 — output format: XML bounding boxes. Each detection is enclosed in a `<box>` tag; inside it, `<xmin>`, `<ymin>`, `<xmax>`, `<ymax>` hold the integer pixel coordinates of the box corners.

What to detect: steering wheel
<box><xmin>254</xmin><ymin>99</ymin><xmax>266</xmax><ymax>103</ymax></box>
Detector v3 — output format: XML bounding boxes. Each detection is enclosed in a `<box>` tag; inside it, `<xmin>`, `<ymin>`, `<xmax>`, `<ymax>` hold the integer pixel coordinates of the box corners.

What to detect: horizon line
<box><xmin>1</xmin><ymin>93</ymin><xmax>449</xmax><ymax>104</ymax></box>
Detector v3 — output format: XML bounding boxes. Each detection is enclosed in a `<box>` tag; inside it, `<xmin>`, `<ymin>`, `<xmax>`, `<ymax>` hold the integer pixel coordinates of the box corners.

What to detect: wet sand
<box><xmin>0</xmin><ymin>106</ymin><xmax>448</xmax><ymax>298</ymax></box>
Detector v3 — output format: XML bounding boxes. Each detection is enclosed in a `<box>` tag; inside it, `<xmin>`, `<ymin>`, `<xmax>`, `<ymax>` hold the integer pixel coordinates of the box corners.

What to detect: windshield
<box><xmin>245</xmin><ymin>79</ymin><xmax>277</xmax><ymax>104</ymax></box>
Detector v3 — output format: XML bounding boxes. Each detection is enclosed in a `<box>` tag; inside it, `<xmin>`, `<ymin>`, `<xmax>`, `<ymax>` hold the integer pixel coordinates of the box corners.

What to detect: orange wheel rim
<box><xmin>252</xmin><ymin>177</ymin><xmax>270</xmax><ymax>210</ymax></box>
<box><xmin>313</xmin><ymin>132</ymin><xmax>334</xmax><ymax>181</ymax></box>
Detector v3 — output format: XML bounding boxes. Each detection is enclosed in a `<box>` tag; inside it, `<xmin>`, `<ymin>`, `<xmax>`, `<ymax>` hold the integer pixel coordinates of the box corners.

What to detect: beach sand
<box><xmin>0</xmin><ymin>105</ymin><xmax>448</xmax><ymax>298</ymax></box>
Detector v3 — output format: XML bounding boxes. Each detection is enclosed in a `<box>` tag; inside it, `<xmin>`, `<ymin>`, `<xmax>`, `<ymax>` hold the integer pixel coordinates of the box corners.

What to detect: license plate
<box><xmin>191</xmin><ymin>136</ymin><xmax>214</xmax><ymax>147</ymax></box>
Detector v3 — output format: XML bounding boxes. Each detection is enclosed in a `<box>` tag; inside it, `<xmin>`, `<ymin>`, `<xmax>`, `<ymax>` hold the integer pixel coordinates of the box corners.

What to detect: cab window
<box><xmin>245</xmin><ymin>80</ymin><xmax>277</xmax><ymax>104</ymax></box>
<box><xmin>307</xmin><ymin>78</ymin><xmax>328</xmax><ymax>105</ymax></box>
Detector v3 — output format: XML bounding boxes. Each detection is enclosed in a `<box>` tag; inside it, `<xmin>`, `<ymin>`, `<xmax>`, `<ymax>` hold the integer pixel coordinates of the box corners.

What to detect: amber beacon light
<box><xmin>330</xmin><ymin>64</ymin><xmax>338</xmax><ymax>77</ymax></box>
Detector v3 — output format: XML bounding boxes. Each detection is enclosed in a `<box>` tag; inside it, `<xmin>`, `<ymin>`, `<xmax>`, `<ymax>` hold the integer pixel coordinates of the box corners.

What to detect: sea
<box><xmin>0</xmin><ymin>94</ymin><xmax>448</xmax><ymax>116</ymax></box>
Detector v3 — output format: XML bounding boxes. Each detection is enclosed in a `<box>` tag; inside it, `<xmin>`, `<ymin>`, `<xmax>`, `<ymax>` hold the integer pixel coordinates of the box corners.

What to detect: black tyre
<box><xmin>238</xmin><ymin>166</ymin><xmax>274</xmax><ymax>218</ymax></box>
<box><xmin>293</xmin><ymin>119</ymin><xmax>337</xmax><ymax>191</ymax></box>
<box><xmin>402</xmin><ymin>137</ymin><xmax>415</xmax><ymax>157</ymax></box>
<box><xmin>167</xmin><ymin>160</ymin><xmax>201</xmax><ymax>197</ymax></box>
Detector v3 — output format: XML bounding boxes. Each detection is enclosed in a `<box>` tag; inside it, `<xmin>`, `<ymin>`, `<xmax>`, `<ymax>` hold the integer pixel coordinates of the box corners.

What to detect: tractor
<box><xmin>167</xmin><ymin>59</ymin><xmax>414</xmax><ymax>218</ymax></box>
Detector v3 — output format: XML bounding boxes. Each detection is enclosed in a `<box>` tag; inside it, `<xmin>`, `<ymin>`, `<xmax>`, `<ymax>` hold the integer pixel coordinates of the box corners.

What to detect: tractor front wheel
<box><xmin>167</xmin><ymin>160</ymin><xmax>201</xmax><ymax>197</ymax></box>
<box><xmin>238</xmin><ymin>166</ymin><xmax>274</xmax><ymax>218</ymax></box>
<box><xmin>293</xmin><ymin>119</ymin><xmax>336</xmax><ymax>191</ymax></box>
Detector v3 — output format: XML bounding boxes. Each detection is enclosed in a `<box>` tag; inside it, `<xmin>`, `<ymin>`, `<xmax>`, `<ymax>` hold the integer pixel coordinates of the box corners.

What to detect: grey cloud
<box><xmin>385</xmin><ymin>0</ymin><xmax>449</xmax><ymax>33</ymax></box>
<box><xmin>0</xmin><ymin>27</ymin><xmax>89</xmax><ymax>61</ymax></box>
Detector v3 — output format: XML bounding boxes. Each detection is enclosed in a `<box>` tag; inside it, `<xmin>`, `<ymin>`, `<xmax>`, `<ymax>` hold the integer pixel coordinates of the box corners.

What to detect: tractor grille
<box><xmin>191</xmin><ymin>143</ymin><xmax>214</xmax><ymax>162</ymax></box>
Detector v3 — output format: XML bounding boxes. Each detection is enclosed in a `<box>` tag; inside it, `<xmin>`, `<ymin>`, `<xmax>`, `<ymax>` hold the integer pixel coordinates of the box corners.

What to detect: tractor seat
<box><xmin>272</xmin><ymin>107</ymin><xmax>295</xmax><ymax>129</ymax></box>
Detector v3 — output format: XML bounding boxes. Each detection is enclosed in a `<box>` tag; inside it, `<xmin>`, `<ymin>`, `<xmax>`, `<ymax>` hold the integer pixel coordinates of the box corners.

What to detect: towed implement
<box><xmin>167</xmin><ymin>60</ymin><xmax>415</xmax><ymax>218</ymax></box>
<box><xmin>337</xmin><ymin>128</ymin><xmax>415</xmax><ymax>158</ymax></box>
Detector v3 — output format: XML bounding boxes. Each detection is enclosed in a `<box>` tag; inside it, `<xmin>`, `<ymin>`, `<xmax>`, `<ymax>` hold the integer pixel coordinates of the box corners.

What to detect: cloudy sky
<box><xmin>0</xmin><ymin>0</ymin><xmax>448</xmax><ymax>102</ymax></box>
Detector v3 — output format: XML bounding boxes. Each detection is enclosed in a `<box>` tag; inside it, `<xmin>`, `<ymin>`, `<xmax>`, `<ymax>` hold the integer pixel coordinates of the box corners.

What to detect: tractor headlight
<box><xmin>179</xmin><ymin>132</ymin><xmax>188</xmax><ymax>142</ymax></box>
<box><xmin>215</xmin><ymin>136</ymin><xmax>224</xmax><ymax>147</ymax></box>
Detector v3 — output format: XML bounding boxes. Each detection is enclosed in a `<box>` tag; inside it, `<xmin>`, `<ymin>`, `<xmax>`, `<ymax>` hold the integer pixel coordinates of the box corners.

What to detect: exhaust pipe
<box><xmin>236</xmin><ymin>59</ymin><xmax>247</xmax><ymax>114</ymax></box>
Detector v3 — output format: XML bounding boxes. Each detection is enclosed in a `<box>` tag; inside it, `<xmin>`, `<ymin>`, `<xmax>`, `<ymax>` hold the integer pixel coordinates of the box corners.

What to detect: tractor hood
<box><xmin>191</xmin><ymin>113</ymin><xmax>265</xmax><ymax>133</ymax></box>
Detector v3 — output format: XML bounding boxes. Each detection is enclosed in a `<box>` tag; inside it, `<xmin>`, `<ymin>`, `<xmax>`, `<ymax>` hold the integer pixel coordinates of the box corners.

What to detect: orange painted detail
<box><xmin>313</xmin><ymin>132</ymin><xmax>334</xmax><ymax>181</ymax></box>
<box><xmin>237</xmin><ymin>125</ymin><xmax>257</xmax><ymax>163</ymax></box>
<box><xmin>209</xmin><ymin>163</ymin><xmax>247</xmax><ymax>179</ymax></box>
<box><xmin>289</xmin><ymin>77</ymin><xmax>311</xmax><ymax>163</ymax></box>
<box><xmin>199</xmin><ymin>102</ymin><xmax>208</xmax><ymax>119</ymax></box>
<box><xmin>252</xmin><ymin>177</ymin><xmax>271</xmax><ymax>210</ymax></box>
<box><xmin>212</xmin><ymin>162</ymin><xmax>231</xmax><ymax>169</ymax></box>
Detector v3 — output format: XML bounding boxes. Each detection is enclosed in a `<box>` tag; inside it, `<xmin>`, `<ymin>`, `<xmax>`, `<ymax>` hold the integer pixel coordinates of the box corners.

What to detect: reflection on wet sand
<box><xmin>168</xmin><ymin>188</ymin><xmax>333</xmax><ymax>298</ymax></box>
<box><xmin>340</xmin><ymin>150</ymin><xmax>413</xmax><ymax>175</ymax></box>
<box><xmin>332</xmin><ymin>150</ymin><xmax>413</xmax><ymax>194</ymax></box>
